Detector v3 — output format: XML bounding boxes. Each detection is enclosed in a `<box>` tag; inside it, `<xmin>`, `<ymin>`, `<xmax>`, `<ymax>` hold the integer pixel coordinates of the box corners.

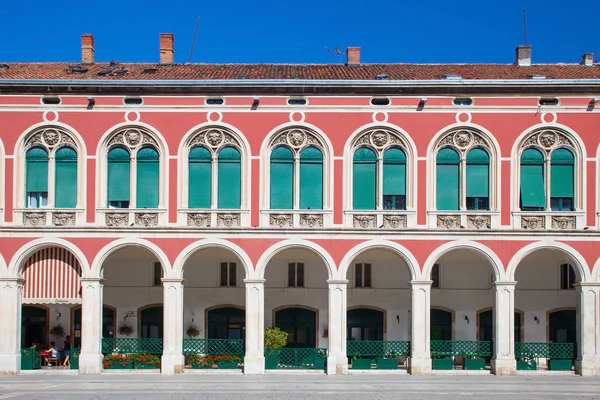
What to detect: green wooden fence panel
<box><xmin>70</xmin><ymin>347</ymin><xmax>80</xmax><ymax>370</ymax></box>
<box><xmin>514</xmin><ymin>342</ymin><xmax>575</xmax><ymax>360</ymax></box>
<box><xmin>264</xmin><ymin>348</ymin><xmax>327</xmax><ymax>369</ymax></box>
<box><xmin>101</xmin><ymin>338</ymin><xmax>163</xmax><ymax>355</ymax></box>
<box><xmin>346</xmin><ymin>340</ymin><xmax>410</xmax><ymax>357</ymax></box>
<box><xmin>182</xmin><ymin>338</ymin><xmax>244</xmax><ymax>355</ymax></box>
<box><xmin>20</xmin><ymin>348</ymin><xmax>41</xmax><ymax>370</ymax></box>
<box><xmin>430</xmin><ymin>340</ymin><xmax>491</xmax><ymax>357</ymax></box>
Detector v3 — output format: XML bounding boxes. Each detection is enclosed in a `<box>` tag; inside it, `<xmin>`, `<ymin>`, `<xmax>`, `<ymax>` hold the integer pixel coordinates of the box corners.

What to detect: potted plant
<box><xmin>189</xmin><ymin>354</ymin><xmax>211</xmax><ymax>369</ymax></box>
<box><xmin>377</xmin><ymin>352</ymin><xmax>399</xmax><ymax>370</ymax></box>
<box><xmin>264</xmin><ymin>327</ymin><xmax>288</xmax><ymax>369</ymax></box>
<box><xmin>321</xmin><ymin>328</ymin><xmax>328</xmax><ymax>339</ymax></box>
<box><xmin>431</xmin><ymin>355</ymin><xmax>453</xmax><ymax>370</ymax></box>
<box><xmin>352</xmin><ymin>356</ymin><xmax>374</xmax><ymax>370</ymax></box>
<box><xmin>216</xmin><ymin>354</ymin><xmax>242</xmax><ymax>369</ymax></box>
<box><xmin>462</xmin><ymin>356</ymin><xmax>485</xmax><ymax>370</ymax></box>
<box><xmin>103</xmin><ymin>354</ymin><xmax>133</xmax><ymax>369</ymax></box>
<box><xmin>117</xmin><ymin>323</ymin><xmax>134</xmax><ymax>336</ymax></box>
<box><xmin>133</xmin><ymin>354</ymin><xmax>160</xmax><ymax>369</ymax></box>
<box><xmin>49</xmin><ymin>325</ymin><xmax>65</xmax><ymax>338</ymax></box>
<box><xmin>186</xmin><ymin>325</ymin><xmax>200</xmax><ymax>338</ymax></box>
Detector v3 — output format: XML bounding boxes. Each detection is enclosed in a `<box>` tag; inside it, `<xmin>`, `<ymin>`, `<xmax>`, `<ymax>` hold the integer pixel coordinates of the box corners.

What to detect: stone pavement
<box><xmin>0</xmin><ymin>374</ymin><xmax>598</xmax><ymax>399</ymax></box>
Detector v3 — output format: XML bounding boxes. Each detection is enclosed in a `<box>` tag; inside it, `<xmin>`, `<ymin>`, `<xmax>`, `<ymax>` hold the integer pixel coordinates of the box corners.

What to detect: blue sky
<box><xmin>1</xmin><ymin>0</ymin><xmax>598</xmax><ymax>64</ymax></box>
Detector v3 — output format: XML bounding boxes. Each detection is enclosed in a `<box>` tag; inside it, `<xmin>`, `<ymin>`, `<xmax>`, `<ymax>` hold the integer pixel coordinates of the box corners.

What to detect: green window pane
<box><xmin>136</xmin><ymin>146</ymin><xmax>159</xmax><ymax>208</ymax></box>
<box><xmin>353</xmin><ymin>148</ymin><xmax>376</xmax><ymax>210</ymax></box>
<box><xmin>436</xmin><ymin>148</ymin><xmax>459</xmax><ymax>210</ymax></box>
<box><xmin>26</xmin><ymin>147</ymin><xmax>49</xmax><ymax>192</ymax></box>
<box><xmin>466</xmin><ymin>149</ymin><xmax>489</xmax><ymax>197</ymax></box>
<box><xmin>218</xmin><ymin>147</ymin><xmax>241</xmax><ymax>209</ymax></box>
<box><xmin>270</xmin><ymin>146</ymin><xmax>294</xmax><ymax>209</ymax></box>
<box><xmin>189</xmin><ymin>146</ymin><xmax>212</xmax><ymax>208</ymax></box>
<box><xmin>520</xmin><ymin>148</ymin><xmax>545</xmax><ymax>208</ymax></box>
<box><xmin>299</xmin><ymin>147</ymin><xmax>323</xmax><ymax>210</ymax></box>
<box><xmin>383</xmin><ymin>148</ymin><xmax>406</xmax><ymax>196</ymax></box>
<box><xmin>551</xmin><ymin>148</ymin><xmax>574</xmax><ymax>198</ymax></box>
<box><xmin>54</xmin><ymin>147</ymin><xmax>77</xmax><ymax>208</ymax></box>
<box><xmin>107</xmin><ymin>147</ymin><xmax>130</xmax><ymax>204</ymax></box>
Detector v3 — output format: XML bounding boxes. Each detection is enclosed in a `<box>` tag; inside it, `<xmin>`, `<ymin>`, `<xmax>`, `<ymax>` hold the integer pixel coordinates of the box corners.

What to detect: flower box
<box><xmin>315</xmin><ymin>357</ymin><xmax>326</xmax><ymax>370</ymax></box>
<box><xmin>548</xmin><ymin>359</ymin><xmax>572</xmax><ymax>371</ymax></box>
<box><xmin>217</xmin><ymin>361</ymin><xmax>239</xmax><ymax>369</ymax></box>
<box><xmin>377</xmin><ymin>358</ymin><xmax>399</xmax><ymax>370</ymax></box>
<box><xmin>517</xmin><ymin>360</ymin><xmax>536</xmax><ymax>370</ymax></box>
<box><xmin>103</xmin><ymin>354</ymin><xmax>134</xmax><ymax>370</ymax></box>
<box><xmin>463</xmin><ymin>358</ymin><xmax>485</xmax><ymax>370</ymax></box>
<box><xmin>135</xmin><ymin>362</ymin><xmax>158</xmax><ymax>369</ymax></box>
<box><xmin>432</xmin><ymin>358</ymin><xmax>453</xmax><ymax>370</ymax></box>
<box><xmin>105</xmin><ymin>362</ymin><xmax>133</xmax><ymax>369</ymax></box>
<box><xmin>265</xmin><ymin>356</ymin><xmax>278</xmax><ymax>370</ymax></box>
<box><xmin>352</xmin><ymin>358</ymin><xmax>373</xmax><ymax>370</ymax></box>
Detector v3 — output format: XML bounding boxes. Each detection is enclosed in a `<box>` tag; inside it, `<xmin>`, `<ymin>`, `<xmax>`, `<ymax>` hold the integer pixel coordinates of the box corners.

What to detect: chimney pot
<box><xmin>159</xmin><ymin>33</ymin><xmax>174</xmax><ymax>65</ymax></box>
<box><xmin>81</xmin><ymin>34</ymin><xmax>94</xmax><ymax>64</ymax></box>
<box><xmin>347</xmin><ymin>47</ymin><xmax>361</xmax><ymax>66</ymax></box>
<box><xmin>581</xmin><ymin>53</ymin><xmax>593</xmax><ymax>66</ymax></box>
<box><xmin>515</xmin><ymin>45</ymin><xmax>531</xmax><ymax>67</ymax></box>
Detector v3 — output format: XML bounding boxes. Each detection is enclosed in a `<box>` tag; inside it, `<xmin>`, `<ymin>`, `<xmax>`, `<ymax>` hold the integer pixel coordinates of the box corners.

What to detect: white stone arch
<box><xmin>338</xmin><ymin>239</ymin><xmax>419</xmax><ymax>281</ymax></box>
<box><xmin>14</xmin><ymin>121</ymin><xmax>88</xmax><ymax>210</ymax></box>
<box><xmin>95</xmin><ymin>121</ymin><xmax>170</xmax><ymax>211</ymax></box>
<box><xmin>427</xmin><ymin>122</ymin><xmax>501</xmax><ymax>212</ymax></box>
<box><xmin>177</xmin><ymin>122</ymin><xmax>252</xmax><ymax>213</ymax></box>
<box><xmin>591</xmin><ymin>257</ymin><xmax>600</xmax><ymax>283</ymax></box>
<box><xmin>259</xmin><ymin>122</ymin><xmax>334</xmax><ymax>213</ymax></box>
<box><xmin>343</xmin><ymin>122</ymin><xmax>419</xmax><ymax>212</ymax></box>
<box><xmin>255</xmin><ymin>239</ymin><xmax>336</xmax><ymax>281</ymax></box>
<box><xmin>172</xmin><ymin>238</ymin><xmax>254</xmax><ymax>280</ymax></box>
<box><xmin>8</xmin><ymin>238</ymin><xmax>91</xmax><ymax>278</ymax></box>
<box><xmin>506</xmin><ymin>240</ymin><xmax>590</xmax><ymax>282</ymax></box>
<box><xmin>510</xmin><ymin>123</ymin><xmax>586</xmax><ymax>214</ymax></box>
<box><xmin>422</xmin><ymin>240</ymin><xmax>505</xmax><ymax>282</ymax></box>
<box><xmin>91</xmin><ymin>238</ymin><xmax>173</xmax><ymax>279</ymax></box>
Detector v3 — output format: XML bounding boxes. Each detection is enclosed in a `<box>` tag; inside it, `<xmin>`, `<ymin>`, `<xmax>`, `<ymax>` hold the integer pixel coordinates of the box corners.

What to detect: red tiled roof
<box><xmin>0</xmin><ymin>62</ymin><xmax>599</xmax><ymax>81</ymax></box>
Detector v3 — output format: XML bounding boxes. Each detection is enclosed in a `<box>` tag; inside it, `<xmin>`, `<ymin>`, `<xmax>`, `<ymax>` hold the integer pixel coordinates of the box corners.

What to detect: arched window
<box><xmin>352</xmin><ymin>148</ymin><xmax>377</xmax><ymax>210</ymax></box>
<box><xmin>136</xmin><ymin>147</ymin><xmax>159</xmax><ymax>208</ymax></box>
<box><xmin>218</xmin><ymin>147</ymin><xmax>241</xmax><ymax>209</ymax></box>
<box><xmin>188</xmin><ymin>146</ymin><xmax>211</xmax><ymax>208</ymax></box>
<box><xmin>550</xmin><ymin>148</ymin><xmax>574</xmax><ymax>211</ymax></box>
<box><xmin>107</xmin><ymin>147</ymin><xmax>131</xmax><ymax>209</ymax></box>
<box><xmin>54</xmin><ymin>147</ymin><xmax>78</xmax><ymax>208</ymax></box>
<box><xmin>299</xmin><ymin>147</ymin><xmax>323</xmax><ymax>209</ymax></box>
<box><xmin>270</xmin><ymin>146</ymin><xmax>294</xmax><ymax>209</ymax></box>
<box><xmin>383</xmin><ymin>148</ymin><xmax>406</xmax><ymax>210</ymax></box>
<box><xmin>436</xmin><ymin>148</ymin><xmax>460</xmax><ymax>211</ymax></box>
<box><xmin>26</xmin><ymin>147</ymin><xmax>49</xmax><ymax>208</ymax></box>
<box><xmin>466</xmin><ymin>148</ymin><xmax>489</xmax><ymax>210</ymax></box>
<box><xmin>520</xmin><ymin>148</ymin><xmax>545</xmax><ymax>211</ymax></box>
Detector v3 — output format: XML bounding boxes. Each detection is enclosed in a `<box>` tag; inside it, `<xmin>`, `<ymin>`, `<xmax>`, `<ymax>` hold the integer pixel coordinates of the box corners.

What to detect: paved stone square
<box><xmin>0</xmin><ymin>375</ymin><xmax>598</xmax><ymax>399</ymax></box>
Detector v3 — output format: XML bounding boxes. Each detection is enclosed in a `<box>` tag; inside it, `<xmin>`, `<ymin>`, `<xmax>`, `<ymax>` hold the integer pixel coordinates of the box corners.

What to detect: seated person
<box><xmin>44</xmin><ymin>342</ymin><xmax>59</xmax><ymax>366</ymax></box>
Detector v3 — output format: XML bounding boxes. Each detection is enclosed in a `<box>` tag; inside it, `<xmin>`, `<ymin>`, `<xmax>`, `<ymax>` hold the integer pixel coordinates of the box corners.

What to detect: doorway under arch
<box><xmin>71</xmin><ymin>305</ymin><xmax>116</xmax><ymax>348</ymax></box>
<box><xmin>274</xmin><ymin>307</ymin><xmax>317</xmax><ymax>348</ymax></box>
<box><xmin>139</xmin><ymin>305</ymin><xmax>163</xmax><ymax>338</ymax></box>
<box><xmin>347</xmin><ymin>307</ymin><xmax>384</xmax><ymax>341</ymax></box>
<box><xmin>477</xmin><ymin>309</ymin><xmax>523</xmax><ymax>343</ymax></box>
<box><xmin>431</xmin><ymin>308</ymin><xmax>453</xmax><ymax>340</ymax></box>
<box><xmin>207</xmin><ymin>306</ymin><xmax>245</xmax><ymax>340</ymax></box>
<box><xmin>21</xmin><ymin>305</ymin><xmax>48</xmax><ymax>347</ymax></box>
<box><xmin>548</xmin><ymin>309</ymin><xmax>576</xmax><ymax>343</ymax></box>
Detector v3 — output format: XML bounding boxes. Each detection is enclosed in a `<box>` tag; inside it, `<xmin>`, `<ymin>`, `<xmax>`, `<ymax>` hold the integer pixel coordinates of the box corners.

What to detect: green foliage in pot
<box><xmin>264</xmin><ymin>327</ymin><xmax>288</xmax><ymax>356</ymax></box>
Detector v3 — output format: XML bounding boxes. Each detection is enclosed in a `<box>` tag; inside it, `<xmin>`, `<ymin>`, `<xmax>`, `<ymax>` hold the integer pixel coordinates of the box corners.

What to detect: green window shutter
<box><xmin>107</xmin><ymin>147</ymin><xmax>131</xmax><ymax>204</ymax></box>
<box><xmin>466</xmin><ymin>148</ymin><xmax>489</xmax><ymax>197</ymax></box>
<box><xmin>217</xmin><ymin>147</ymin><xmax>241</xmax><ymax>209</ymax></box>
<box><xmin>299</xmin><ymin>147</ymin><xmax>323</xmax><ymax>210</ymax></box>
<box><xmin>550</xmin><ymin>148</ymin><xmax>574</xmax><ymax>198</ymax></box>
<box><xmin>136</xmin><ymin>146</ymin><xmax>159</xmax><ymax>208</ymax></box>
<box><xmin>436</xmin><ymin>148</ymin><xmax>460</xmax><ymax>210</ymax></box>
<box><xmin>54</xmin><ymin>147</ymin><xmax>78</xmax><ymax>208</ymax></box>
<box><xmin>188</xmin><ymin>146</ymin><xmax>212</xmax><ymax>208</ymax></box>
<box><xmin>383</xmin><ymin>148</ymin><xmax>406</xmax><ymax>196</ymax></box>
<box><xmin>26</xmin><ymin>147</ymin><xmax>49</xmax><ymax>192</ymax></box>
<box><xmin>270</xmin><ymin>146</ymin><xmax>294</xmax><ymax>209</ymax></box>
<box><xmin>352</xmin><ymin>147</ymin><xmax>377</xmax><ymax>210</ymax></box>
<box><xmin>520</xmin><ymin>148</ymin><xmax>546</xmax><ymax>208</ymax></box>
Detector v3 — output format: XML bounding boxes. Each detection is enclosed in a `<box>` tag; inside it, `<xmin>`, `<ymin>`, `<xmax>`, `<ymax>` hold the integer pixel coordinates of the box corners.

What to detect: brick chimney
<box><xmin>515</xmin><ymin>45</ymin><xmax>531</xmax><ymax>66</ymax></box>
<box><xmin>347</xmin><ymin>47</ymin><xmax>360</xmax><ymax>66</ymax></box>
<box><xmin>159</xmin><ymin>33</ymin><xmax>174</xmax><ymax>65</ymax></box>
<box><xmin>581</xmin><ymin>53</ymin><xmax>594</xmax><ymax>66</ymax></box>
<box><xmin>81</xmin><ymin>34</ymin><xmax>94</xmax><ymax>64</ymax></box>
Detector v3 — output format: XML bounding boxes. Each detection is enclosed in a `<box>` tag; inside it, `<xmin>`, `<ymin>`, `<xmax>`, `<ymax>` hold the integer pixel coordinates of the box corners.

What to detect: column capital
<box><xmin>80</xmin><ymin>277</ymin><xmax>105</xmax><ymax>284</ymax></box>
<box><xmin>161</xmin><ymin>278</ymin><xmax>184</xmax><ymax>284</ymax></box>
<box><xmin>410</xmin><ymin>280</ymin><xmax>432</xmax><ymax>286</ymax></box>
<box><xmin>492</xmin><ymin>281</ymin><xmax>517</xmax><ymax>288</ymax></box>
<box><xmin>244</xmin><ymin>279</ymin><xmax>266</xmax><ymax>284</ymax></box>
<box><xmin>327</xmin><ymin>279</ymin><xmax>349</xmax><ymax>285</ymax></box>
<box><xmin>0</xmin><ymin>278</ymin><xmax>24</xmax><ymax>285</ymax></box>
<box><xmin>574</xmin><ymin>282</ymin><xmax>600</xmax><ymax>288</ymax></box>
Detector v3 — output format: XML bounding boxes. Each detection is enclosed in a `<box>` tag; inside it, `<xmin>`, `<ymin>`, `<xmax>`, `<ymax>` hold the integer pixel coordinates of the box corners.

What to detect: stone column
<box><xmin>408</xmin><ymin>280</ymin><xmax>431</xmax><ymax>374</ymax></box>
<box><xmin>327</xmin><ymin>279</ymin><xmax>348</xmax><ymax>375</ymax></box>
<box><xmin>491</xmin><ymin>281</ymin><xmax>516</xmax><ymax>375</ymax></box>
<box><xmin>244</xmin><ymin>279</ymin><xmax>265</xmax><ymax>374</ymax></box>
<box><xmin>0</xmin><ymin>279</ymin><xmax>23</xmax><ymax>374</ymax></box>
<box><xmin>575</xmin><ymin>283</ymin><xmax>600</xmax><ymax>376</ymax></box>
<box><xmin>79</xmin><ymin>278</ymin><xmax>104</xmax><ymax>374</ymax></box>
<box><xmin>161</xmin><ymin>278</ymin><xmax>184</xmax><ymax>375</ymax></box>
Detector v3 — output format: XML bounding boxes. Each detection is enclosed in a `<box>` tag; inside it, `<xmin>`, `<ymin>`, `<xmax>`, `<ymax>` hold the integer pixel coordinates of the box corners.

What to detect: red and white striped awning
<box><xmin>23</xmin><ymin>247</ymin><xmax>82</xmax><ymax>304</ymax></box>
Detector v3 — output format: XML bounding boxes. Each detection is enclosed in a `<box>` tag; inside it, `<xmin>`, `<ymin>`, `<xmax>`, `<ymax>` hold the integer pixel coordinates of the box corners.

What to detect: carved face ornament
<box><xmin>539</xmin><ymin>131</ymin><xmax>556</xmax><ymax>148</ymax></box>
<box><xmin>454</xmin><ymin>131</ymin><xmax>471</xmax><ymax>148</ymax></box>
<box><xmin>206</xmin><ymin>130</ymin><xmax>223</xmax><ymax>147</ymax></box>
<box><xmin>125</xmin><ymin>129</ymin><xmax>141</xmax><ymax>147</ymax></box>
<box><xmin>288</xmin><ymin>130</ymin><xmax>305</xmax><ymax>147</ymax></box>
<box><xmin>42</xmin><ymin>129</ymin><xmax>60</xmax><ymax>146</ymax></box>
<box><xmin>371</xmin><ymin>131</ymin><xmax>388</xmax><ymax>147</ymax></box>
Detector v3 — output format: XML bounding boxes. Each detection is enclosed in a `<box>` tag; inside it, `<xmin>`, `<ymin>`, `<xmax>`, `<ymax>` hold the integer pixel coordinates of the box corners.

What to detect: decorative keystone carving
<box><xmin>271</xmin><ymin>128</ymin><xmax>322</xmax><ymax>153</ymax></box>
<box><xmin>217</xmin><ymin>213</ymin><xmax>240</xmax><ymax>227</ymax></box>
<box><xmin>52</xmin><ymin>213</ymin><xmax>75</xmax><ymax>226</ymax></box>
<box><xmin>107</xmin><ymin>126</ymin><xmax>158</xmax><ymax>149</ymax></box>
<box><xmin>437</xmin><ymin>215</ymin><xmax>460</xmax><ymax>229</ymax></box>
<box><xmin>135</xmin><ymin>213</ymin><xmax>158</xmax><ymax>227</ymax></box>
<box><xmin>25</xmin><ymin>126</ymin><xmax>76</xmax><ymax>149</ymax></box>
<box><xmin>353</xmin><ymin>214</ymin><xmax>376</xmax><ymax>229</ymax></box>
<box><xmin>353</xmin><ymin>128</ymin><xmax>409</xmax><ymax>156</ymax></box>
<box><xmin>105</xmin><ymin>213</ymin><xmax>128</xmax><ymax>227</ymax></box>
<box><xmin>521</xmin><ymin>216</ymin><xmax>545</xmax><ymax>230</ymax></box>
<box><xmin>467</xmin><ymin>215</ymin><xmax>491</xmax><ymax>229</ymax></box>
<box><xmin>383</xmin><ymin>215</ymin><xmax>406</xmax><ymax>229</ymax></box>
<box><xmin>552</xmin><ymin>216</ymin><xmax>576</xmax><ymax>230</ymax></box>
<box><xmin>436</xmin><ymin>128</ymin><xmax>490</xmax><ymax>155</ymax></box>
<box><xmin>23</xmin><ymin>212</ymin><xmax>46</xmax><ymax>226</ymax></box>
<box><xmin>269</xmin><ymin>214</ymin><xmax>293</xmax><ymax>228</ymax></box>
<box><xmin>299</xmin><ymin>214</ymin><xmax>323</xmax><ymax>228</ymax></box>
<box><xmin>187</xmin><ymin>213</ymin><xmax>210</xmax><ymax>227</ymax></box>
<box><xmin>522</xmin><ymin>129</ymin><xmax>574</xmax><ymax>153</ymax></box>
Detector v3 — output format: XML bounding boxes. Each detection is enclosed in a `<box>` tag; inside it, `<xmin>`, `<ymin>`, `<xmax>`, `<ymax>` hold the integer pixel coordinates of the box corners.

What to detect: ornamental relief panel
<box><xmin>23</xmin><ymin>212</ymin><xmax>46</xmax><ymax>226</ymax></box>
<box><xmin>436</xmin><ymin>129</ymin><xmax>489</xmax><ymax>154</ymax></box>
<box><xmin>52</xmin><ymin>213</ymin><xmax>75</xmax><ymax>226</ymax></box>
<box><xmin>299</xmin><ymin>214</ymin><xmax>323</xmax><ymax>228</ymax></box>
<box><xmin>522</xmin><ymin>129</ymin><xmax>574</xmax><ymax>153</ymax></box>
<box><xmin>187</xmin><ymin>213</ymin><xmax>210</xmax><ymax>227</ymax></box>
<box><xmin>551</xmin><ymin>216</ymin><xmax>576</xmax><ymax>230</ymax></box>
<box><xmin>269</xmin><ymin>214</ymin><xmax>293</xmax><ymax>228</ymax></box>
<box><xmin>383</xmin><ymin>215</ymin><xmax>407</xmax><ymax>229</ymax></box>
<box><xmin>188</xmin><ymin>127</ymin><xmax>241</xmax><ymax>153</ymax></box>
<box><xmin>353</xmin><ymin>214</ymin><xmax>376</xmax><ymax>229</ymax></box>
<box><xmin>521</xmin><ymin>216</ymin><xmax>545</xmax><ymax>230</ymax></box>
<box><xmin>135</xmin><ymin>213</ymin><xmax>158</xmax><ymax>227</ymax></box>
<box><xmin>107</xmin><ymin>126</ymin><xmax>158</xmax><ymax>150</ymax></box>
<box><xmin>467</xmin><ymin>215</ymin><xmax>491</xmax><ymax>230</ymax></box>
<box><xmin>270</xmin><ymin>128</ymin><xmax>323</xmax><ymax>154</ymax></box>
<box><xmin>105</xmin><ymin>213</ymin><xmax>128</xmax><ymax>227</ymax></box>
<box><xmin>25</xmin><ymin>126</ymin><xmax>77</xmax><ymax>151</ymax></box>
<box><xmin>353</xmin><ymin>128</ymin><xmax>409</xmax><ymax>155</ymax></box>
<box><xmin>436</xmin><ymin>215</ymin><xmax>460</xmax><ymax>229</ymax></box>
<box><xmin>217</xmin><ymin>213</ymin><xmax>241</xmax><ymax>227</ymax></box>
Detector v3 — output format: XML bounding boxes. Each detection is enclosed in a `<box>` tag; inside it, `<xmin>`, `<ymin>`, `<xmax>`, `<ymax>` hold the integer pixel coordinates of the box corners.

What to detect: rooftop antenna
<box><xmin>325</xmin><ymin>46</ymin><xmax>346</xmax><ymax>62</ymax></box>
<box><xmin>187</xmin><ymin>17</ymin><xmax>201</xmax><ymax>64</ymax></box>
<box><xmin>522</xmin><ymin>8</ymin><xmax>528</xmax><ymax>45</ymax></box>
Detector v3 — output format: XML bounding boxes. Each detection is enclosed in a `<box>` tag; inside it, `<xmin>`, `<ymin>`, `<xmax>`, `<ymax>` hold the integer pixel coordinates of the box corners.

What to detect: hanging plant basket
<box><xmin>186</xmin><ymin>325</ymin><xmax>200</xmax><ymax>338</ymax></box>
<box><xmin>117</xmin><ymin>323</ymin><xmax>134</xmax><ymax>336</ymax></box>
<box><xmin>49</xmin><ymin>324</ymin><xmax>65</xmax><ymax>338</ymax></box>
<box><xmin>321</xmin><ymin>328</ymin><xmax>328</xmax><ymax>339</ymax></box>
